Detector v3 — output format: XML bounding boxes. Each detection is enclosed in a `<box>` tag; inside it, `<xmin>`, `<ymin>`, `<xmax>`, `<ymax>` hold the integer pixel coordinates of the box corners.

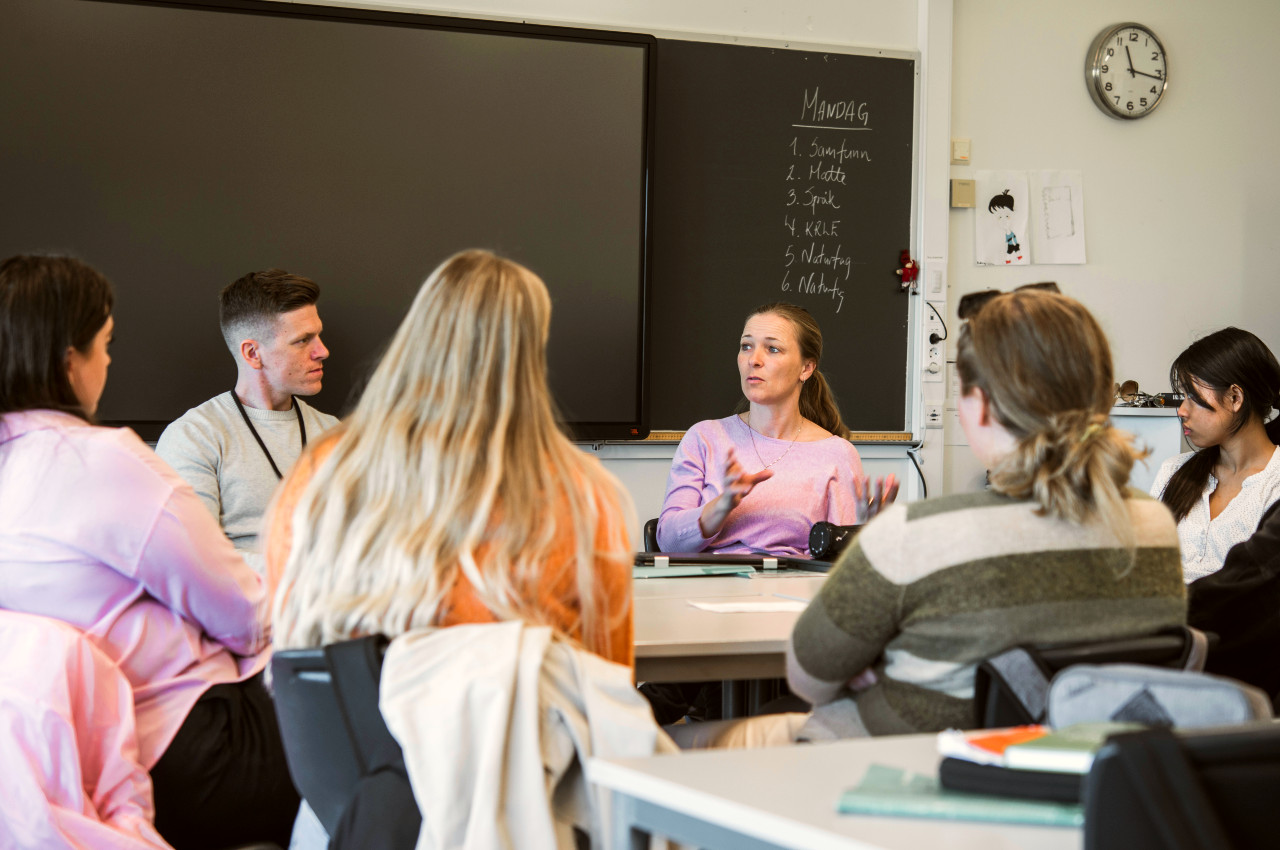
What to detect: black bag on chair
<box><xmin>973</xmin><ymin>626</ymin><xmax>1209</xmax><ymax>728</ymax></box>
<box><xmin>1083</xmin><ymin>723</ymin><xmax>1280</xmax><ymax>850</ymax></box>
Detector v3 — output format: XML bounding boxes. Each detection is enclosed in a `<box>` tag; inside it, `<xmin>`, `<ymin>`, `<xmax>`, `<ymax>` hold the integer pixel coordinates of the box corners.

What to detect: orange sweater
<box><xmin>265</xmin><ymin>434</ymin><xmax>634</xmax><ymax>667</ymax></box>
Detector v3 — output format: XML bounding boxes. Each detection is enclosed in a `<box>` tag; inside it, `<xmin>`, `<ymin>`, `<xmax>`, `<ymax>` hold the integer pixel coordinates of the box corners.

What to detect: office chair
<box><xmin>1083</xmin><ymin>723</ymin><xmax>1280</xmax><ymax>850</ymax></box>
<box><xmin>973</xmin><ymin>625</ymin><xmax>1210</xmax><ymax>728</ymax></box>
<box><xmin>643</xmin><ymin>517</ymin><xmax>660</xmax><ymax>553</ymax></box>
<box><xmin>270</xmin><ymin>635</ymin><xmax>420</xmax><ymax>849</ymax></box>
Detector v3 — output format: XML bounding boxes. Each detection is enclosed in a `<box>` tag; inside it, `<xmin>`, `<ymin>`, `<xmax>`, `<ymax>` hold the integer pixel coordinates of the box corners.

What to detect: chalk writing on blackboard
<box><xmin>799</xmin><ymin>87</ymin><xmax>871</xmax><ymax>128</ymax></box>
<box><xmin>781</xmin><ymin>87</ymin><xmax>876</xmax><ymax>314</ymax></box>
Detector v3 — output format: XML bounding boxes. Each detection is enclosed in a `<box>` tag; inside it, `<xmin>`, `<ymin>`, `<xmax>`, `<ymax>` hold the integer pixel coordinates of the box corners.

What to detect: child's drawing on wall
<box><xmin>975</xmin><ymin>171</ymin><xmax>1030</xmax><ymax>266</ymax></box>
<box><xmin>988</xmin><ymin>190</ymin><xmax>1022</xmax><ymax>261</ymax></box>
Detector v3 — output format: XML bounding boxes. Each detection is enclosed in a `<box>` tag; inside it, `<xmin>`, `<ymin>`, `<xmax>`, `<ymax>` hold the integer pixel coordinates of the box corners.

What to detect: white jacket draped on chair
<box><xmin>380</xmin><ymin>621</ymin><xmax>677</xmax><ymax>850</ymax></box>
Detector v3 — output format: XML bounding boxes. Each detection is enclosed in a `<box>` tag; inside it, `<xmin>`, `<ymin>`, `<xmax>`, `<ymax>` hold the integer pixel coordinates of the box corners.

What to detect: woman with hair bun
<box><xmin>656</xmin><ymin>302</ymin><xmax>895</xmax><ymax>558</ymax></box>
<box><xmin>1150</xmin><ymin>327</ymin><xmax>1280</xmax><ymax>582</ymax></box>
<box><xmin>671</xmin><ymin>289</ymin><xmax>1186</xmax><ymax>747</ymax></box>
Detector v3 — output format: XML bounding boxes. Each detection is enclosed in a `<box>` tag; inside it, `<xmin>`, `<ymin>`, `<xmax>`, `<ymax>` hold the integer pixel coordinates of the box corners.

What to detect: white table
<box><xmin>591</xmin><ymin>733</ymin><xmax>1082</xmax><ymax>850</ymax></box>
<box><xmin>633</xmin><ymin>573</ymin><xmax>826</xmax><ymax>684</ymax></box>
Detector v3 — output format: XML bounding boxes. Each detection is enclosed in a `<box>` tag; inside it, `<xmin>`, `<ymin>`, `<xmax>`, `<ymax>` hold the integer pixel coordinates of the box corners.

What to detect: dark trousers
<box><xmin>150</xmin><ymin>675</ymin><xmax>300</xmax><ymax>850</ymax></box>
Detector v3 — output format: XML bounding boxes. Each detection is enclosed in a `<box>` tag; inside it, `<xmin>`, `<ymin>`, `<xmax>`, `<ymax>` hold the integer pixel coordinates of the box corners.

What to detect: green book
<box><xmin>1003</xmin><ymin>722</ymin><xmax>1144</xmax><ymax>774</ymax></box>
<box><xmin>837</xmin><ymin>764</ymin><xmax>1083</xmax><ymax>827</ymax></box>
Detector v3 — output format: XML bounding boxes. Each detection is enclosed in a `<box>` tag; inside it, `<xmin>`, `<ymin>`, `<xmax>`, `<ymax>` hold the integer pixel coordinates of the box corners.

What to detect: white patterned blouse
<box><xmin>1150</xmin><ymin>445</ymin><xmax>1280</xmax><ymax>583</ymax></box>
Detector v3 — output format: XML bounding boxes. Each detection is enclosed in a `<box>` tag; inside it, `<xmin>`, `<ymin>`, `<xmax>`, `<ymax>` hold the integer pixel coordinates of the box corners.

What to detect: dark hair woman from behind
<box><xmin>0</xmin><ymin>255</ymin><xmax>298</xmax><ymax>848</ymax></box>
<box><xmin>0</xmin><ymin>255</ymin><xmax>114</xmax><ymax>421</ymax></box>
<box><xmin>1151</xmin><ymin>327</ymin><xmax>1280</xmax><ymax>583</ymax></box>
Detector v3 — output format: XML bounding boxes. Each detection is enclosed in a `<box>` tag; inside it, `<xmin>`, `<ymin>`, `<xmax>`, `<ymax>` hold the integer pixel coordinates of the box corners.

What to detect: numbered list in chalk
<box><xmin>780</xmin><ymin>87</ymin><xmax>872</xmax><ymax>314</ymax></box>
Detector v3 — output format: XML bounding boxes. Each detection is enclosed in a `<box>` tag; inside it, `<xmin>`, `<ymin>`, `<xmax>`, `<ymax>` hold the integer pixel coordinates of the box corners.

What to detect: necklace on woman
<box><xmin>745</xmin><ymin>411</ymin><xmax>802</xmax><ymax>470</ymax></box>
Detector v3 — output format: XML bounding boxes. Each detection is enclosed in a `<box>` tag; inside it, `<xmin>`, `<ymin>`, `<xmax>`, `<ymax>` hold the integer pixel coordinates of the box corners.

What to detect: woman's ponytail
<box><xmin>1160</xmin><ymin>448</ymin><xmax>1220</xmax><ymax>523</ymax></box>
<box><xmin>989</xmin><ymin>411</ymin><xmax>1145</xmax><ymax>549</ymax></box>
<box><xmin>800</xmin><ymin>369</ymin><xmax>849</xmax><ymax>439</ymax></box>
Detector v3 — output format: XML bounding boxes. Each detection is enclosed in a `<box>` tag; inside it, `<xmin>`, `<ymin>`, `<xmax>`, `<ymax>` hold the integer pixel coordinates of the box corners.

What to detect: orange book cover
<box><xmin>937</xmin><ymin>725</ymin><xmax>1048</xmax><ymax>765</ymax></box>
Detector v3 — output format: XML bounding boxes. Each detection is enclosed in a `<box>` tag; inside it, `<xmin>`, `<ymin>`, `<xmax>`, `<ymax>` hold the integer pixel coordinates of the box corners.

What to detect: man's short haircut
<box><xmin>219</xmin><ymin>269</ymin><xmax>320</xmax><ymax>356</ymax></box>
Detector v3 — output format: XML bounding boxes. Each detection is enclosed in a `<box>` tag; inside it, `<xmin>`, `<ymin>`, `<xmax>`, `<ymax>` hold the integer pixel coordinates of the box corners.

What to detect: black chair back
<box><xmin>1084</xmin><ymin>723</ymin><xmax>1280</xmax><ymax>850</ymax></box>
<box><xmin>643</xmin><ymin>517</ymin><xmax>660</xmax><ymax>553</ymax></box>
<box><xmin>271</xmin><ymin>635</ymin><xmax>420</xmax><ymax>845</ymax></box>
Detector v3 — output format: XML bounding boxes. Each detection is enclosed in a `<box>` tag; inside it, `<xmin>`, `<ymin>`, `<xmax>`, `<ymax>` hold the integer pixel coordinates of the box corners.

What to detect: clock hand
<box><xmin>1124</xmin><ymin>45</ymin><xmax>1136</xmax><ymax>77</ymax></box>
<box><xmin>1131</xmin><ymin>69</ymin><xmax>1163</xmax><ymax>81</ymax></box>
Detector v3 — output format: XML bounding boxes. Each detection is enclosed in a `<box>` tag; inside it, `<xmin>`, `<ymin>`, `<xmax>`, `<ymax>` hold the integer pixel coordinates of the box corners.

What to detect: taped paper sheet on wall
<box><xmin>1030</xmin><ymin>170</ymin><xmax>1087</xmax><ymax>264</ymax></box>
<box><xmin>975</xmin><ymin>171</ymin><xmax>1030</xmax><ymax>265</ymax></box>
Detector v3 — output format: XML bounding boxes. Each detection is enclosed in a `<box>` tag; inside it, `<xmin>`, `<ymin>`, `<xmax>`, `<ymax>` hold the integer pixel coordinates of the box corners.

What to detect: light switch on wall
<box><xmin>950</xmin><ymin>138</ymin><xmax>971</xmax><ymax>165</ymax></box>
<box><xmin>950</xmin><ymin>179</ymin><xmax>975</xmax><ymax>208</ymax></box>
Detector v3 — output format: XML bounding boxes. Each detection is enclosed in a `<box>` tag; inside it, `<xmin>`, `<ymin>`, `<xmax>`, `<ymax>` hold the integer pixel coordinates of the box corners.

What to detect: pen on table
<box><xmin>772</xmin><ymin>593</ymin><xmax>811</xmax><ymax>603</ymax></box>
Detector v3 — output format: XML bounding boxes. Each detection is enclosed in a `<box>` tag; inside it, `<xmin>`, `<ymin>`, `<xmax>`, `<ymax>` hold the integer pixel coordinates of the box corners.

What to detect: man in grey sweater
<box><xmin>157</xmin><ymin>269</ymin><xmax>339</xmax><ymax>572</ymax></box>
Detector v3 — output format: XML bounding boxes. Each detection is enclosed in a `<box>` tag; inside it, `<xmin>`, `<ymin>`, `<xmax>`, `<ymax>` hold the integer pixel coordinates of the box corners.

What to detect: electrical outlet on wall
<box><xmin>923</xmin><ymin>302</ymin><xmax>945</xmax><ymax>383</ymax></box>
<box><xmin>924</xmin><ymin>404</ymin><xmax>943</xmax><ymax>427</ymax></box>
<box><xmin>924</xmin><ymin>302</ymin><xmax>946</xmax><ymax>346</ymax></box>
<box><xmin>923</xmin><ymin>346</ymin><xmax>944</xmax><ymax>382</ymax></box>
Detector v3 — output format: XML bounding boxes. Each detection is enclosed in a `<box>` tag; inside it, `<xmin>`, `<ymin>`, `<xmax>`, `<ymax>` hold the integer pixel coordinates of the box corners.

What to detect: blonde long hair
<box><xmin>955</xmin><ymin>290</ymin><xmax>1145</xmax><ymax>547</ymax></box>
<box><xmin>272</xmin><ymin>250</ymin><xmax>632</xmax><ymax>651</ymax></box>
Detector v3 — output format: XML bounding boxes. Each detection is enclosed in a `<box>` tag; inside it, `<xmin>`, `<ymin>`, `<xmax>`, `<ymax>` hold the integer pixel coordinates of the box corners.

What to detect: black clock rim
<box><xmin>1085</xmin><ymin>21</ymin><xmax>1169</xmax><ymax>120</ymax></box>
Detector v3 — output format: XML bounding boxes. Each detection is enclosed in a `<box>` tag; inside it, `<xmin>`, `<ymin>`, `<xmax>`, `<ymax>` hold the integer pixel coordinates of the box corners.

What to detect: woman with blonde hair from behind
<box><xmin>673</xmin><ymin>288</ymin><xmax>1187</xmax><ymax>748</ymax></box>
<box><xmin>266</xmin><ymin>249</ymin><xmax>634</xmax><ymax>663</ymax></box>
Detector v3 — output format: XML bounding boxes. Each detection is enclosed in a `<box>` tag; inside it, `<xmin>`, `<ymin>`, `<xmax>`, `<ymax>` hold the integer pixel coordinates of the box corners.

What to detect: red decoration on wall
<box><xmin>896</xmin><ymin>250</ymin><xmax>918</xmax><ymax>291</ymax></box>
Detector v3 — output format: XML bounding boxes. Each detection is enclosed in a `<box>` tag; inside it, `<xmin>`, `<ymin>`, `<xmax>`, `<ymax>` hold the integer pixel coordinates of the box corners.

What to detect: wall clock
<box><xmin>1085</xmin><ymin>22</ymin><xmax>1168</xmax><ymax>119</ymax></box>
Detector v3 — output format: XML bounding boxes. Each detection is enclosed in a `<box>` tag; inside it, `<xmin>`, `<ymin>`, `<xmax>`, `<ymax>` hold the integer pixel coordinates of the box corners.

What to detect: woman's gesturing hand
<box><xmin>853</xmin><ymin>474</ymin><xmax>900</xmax><ymax>524</ymax></box>
<box><xmin>699</xmin><ymin>447</ymin><xmax>773</xmax><ymax>538</ymax></box>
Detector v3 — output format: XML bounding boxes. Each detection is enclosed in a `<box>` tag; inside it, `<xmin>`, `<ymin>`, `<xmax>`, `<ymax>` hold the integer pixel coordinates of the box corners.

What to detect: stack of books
<box><xmin>836</xmin><ymin>723</ymin><xmax>1143</xmax><ymax>827</ymax></box>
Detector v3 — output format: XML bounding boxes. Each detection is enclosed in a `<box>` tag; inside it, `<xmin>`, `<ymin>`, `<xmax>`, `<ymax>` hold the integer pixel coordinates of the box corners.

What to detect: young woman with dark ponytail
<box><xmin>1150</xmin><ymin>328</ymin><xmax>1280</xmax><ymax>582</ymax></box>
<box><xmin>669</xmin><ymin>289</ymin><xmax>1185</xmax><ymax>748</ymax></box>
<box><xmin>656</xmin><ymin>302</ymin><xmax>896</xmax><ymax>557</ymax></box>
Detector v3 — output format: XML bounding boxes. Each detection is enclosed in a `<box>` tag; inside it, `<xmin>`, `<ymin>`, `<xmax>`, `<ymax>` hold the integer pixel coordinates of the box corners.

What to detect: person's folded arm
<box><xmin>88</xmin><ymin>430</ymin><xmax>268</xmax><ymax>656</ymax></box>
<box><xmin>135</xmin><ymin>483</ymin><xmax>268</xmax><ymax>656</ymax></box>
<box><xmin>117</xmin><ymin>431</ymin><xmax>269</xmax><ymax>655</ymax></box>
<box><xmin>786</xmin><ymin>526</ymin><xmax>903</xmax><ymax>706</ymax></box>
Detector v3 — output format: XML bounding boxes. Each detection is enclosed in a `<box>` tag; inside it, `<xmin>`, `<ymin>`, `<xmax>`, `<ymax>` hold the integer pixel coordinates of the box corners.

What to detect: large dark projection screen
<box><xmin>0</xmin><ymin>0</ymin><xmax>652</xmax><ymax>440</ymax></box>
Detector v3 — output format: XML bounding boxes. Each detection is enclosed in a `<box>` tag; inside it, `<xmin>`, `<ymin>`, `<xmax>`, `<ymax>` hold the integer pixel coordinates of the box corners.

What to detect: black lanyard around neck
<box><xmin>231</xmin><ymin>390</ymin><xmax>307</xmax><ymax>480</ymax></box>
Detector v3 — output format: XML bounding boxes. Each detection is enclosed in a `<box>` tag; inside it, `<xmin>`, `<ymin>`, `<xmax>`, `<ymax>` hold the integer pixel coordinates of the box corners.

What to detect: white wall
<box><xmin>944</xmin><ymin>0</ymin><xmax>1280</xmax><ymax>490</ymax></box>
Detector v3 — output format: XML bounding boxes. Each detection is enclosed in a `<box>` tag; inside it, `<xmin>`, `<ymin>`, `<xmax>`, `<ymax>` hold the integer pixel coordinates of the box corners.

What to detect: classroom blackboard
<box><xmin>648</xmin><ymin>39</ymin><xmax>916</xmax><ymax>434</ymax></box>
<box><xmin>0</xmin><ymin>0</ymin><xmax>651</xmax><ymax>441</ymax></box>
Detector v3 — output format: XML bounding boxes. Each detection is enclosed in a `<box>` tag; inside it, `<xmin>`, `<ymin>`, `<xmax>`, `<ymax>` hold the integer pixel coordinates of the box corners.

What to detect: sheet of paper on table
<box><xmin>688</xmin><ymin>598</ymin><xmax>808</xmax><ymax>613</ymax></box>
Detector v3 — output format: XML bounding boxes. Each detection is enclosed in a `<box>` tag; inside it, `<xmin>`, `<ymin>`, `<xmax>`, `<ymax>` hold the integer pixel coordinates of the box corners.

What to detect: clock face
<box><xmin>1087</xmin><ymin>23</ymin><xmax>1168</xmax><ymax>119</ymax></box>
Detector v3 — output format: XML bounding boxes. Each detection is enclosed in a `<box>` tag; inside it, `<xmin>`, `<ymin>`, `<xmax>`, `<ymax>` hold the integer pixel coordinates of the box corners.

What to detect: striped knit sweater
<box><xmin>790</xmin><ymin>489</ymin><xmax>1186</xmax><ymax>734</ymax></box>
